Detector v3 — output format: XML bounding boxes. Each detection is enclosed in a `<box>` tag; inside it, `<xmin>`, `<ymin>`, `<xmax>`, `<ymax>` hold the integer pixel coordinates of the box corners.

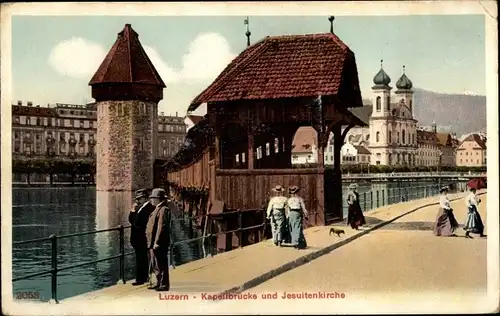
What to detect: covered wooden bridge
<box><xmin>164</xmin><ymin>28</ymin><xmax>367</xmax><ymax>227</ymax></box>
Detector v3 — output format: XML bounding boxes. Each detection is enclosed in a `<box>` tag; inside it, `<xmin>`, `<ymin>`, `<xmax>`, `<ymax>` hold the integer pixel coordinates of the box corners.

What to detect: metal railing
<box><xmin>12</xmin><ymin>208</ymin><xmax>266</xmax><ymax>303</ymax></box>
<box><xmin>343</xmin><ymin>182</ymin><xmax>468</xmax><ymax>215</ymax></box>
<box><xmin>342</xmin><ymin>172</ymin><xmax>485</xmax><ymax>179</ymax></box>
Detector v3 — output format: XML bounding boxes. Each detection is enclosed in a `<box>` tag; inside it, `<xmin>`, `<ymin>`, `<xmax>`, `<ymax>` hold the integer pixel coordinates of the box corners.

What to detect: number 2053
<box><xmin>15</xmin><ymin>291</ymin><xmax>40</xmax><ymax>300</ymax></box>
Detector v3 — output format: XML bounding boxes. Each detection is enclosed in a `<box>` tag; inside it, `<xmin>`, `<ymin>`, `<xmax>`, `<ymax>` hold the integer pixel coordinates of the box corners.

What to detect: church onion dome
<box><xmin>396</xmin><ymin>65</ymin><xmax>413</xmax><ymax>90</ymax></box>
<box><xmin>372</xmin><ymin>59</ymin><xmax>391</xmax><ymax>88</ymax></box>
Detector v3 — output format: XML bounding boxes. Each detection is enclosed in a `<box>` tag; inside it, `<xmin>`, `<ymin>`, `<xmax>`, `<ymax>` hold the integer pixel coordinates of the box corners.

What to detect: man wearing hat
<box><xmin>266</xmin><ymin>185</ymin><xmax>289</xmax><ymax>246</ymax></box>
<box><xmin>128</xmin><ymin>189</ymin><xmax>155</xmax><ymax>285</ymax></box>
<box><xmin>146</xmin><ymin>188</ymin><xmax>171</xmax><ymax>291</ymax></box>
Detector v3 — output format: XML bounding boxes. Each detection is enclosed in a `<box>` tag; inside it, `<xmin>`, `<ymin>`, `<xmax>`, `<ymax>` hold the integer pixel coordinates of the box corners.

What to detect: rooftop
<box><xmin>89</xmin><ymin>24</ymin><xmax>165</xmax><ymax>87</ymax></box>
<box><xmin>189</xmin><ymin>32</ymin><xmax>363</xmax><ymax>111</ymax></box>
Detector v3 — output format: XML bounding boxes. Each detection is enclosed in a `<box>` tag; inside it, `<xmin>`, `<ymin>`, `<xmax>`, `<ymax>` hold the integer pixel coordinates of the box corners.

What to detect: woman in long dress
<box><xmin>433</xmin><ymin>186</ymin><xmax>459</xmax><ymax>237</ymax></box>
<box><xmin>266</xmin><ymin>185</ymin><xmax>288</xmax><ymax>247</ymax></box>
<box><xmin>463</xmin><ymin>188</ymin><xmax>486</xmax><ymax>238</ymax></box>
<box><xmin>346</xmin><ymin>183</ymin><xmax>366</xmax><ymax>230</ymax></box>
<box><xmin>286</xmin><ymin>186</ymin><xmax>308</xmax><ymax>249</ymax></box>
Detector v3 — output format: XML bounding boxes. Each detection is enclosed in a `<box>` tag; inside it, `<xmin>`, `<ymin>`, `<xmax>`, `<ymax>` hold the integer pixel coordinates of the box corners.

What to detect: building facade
<box><xmin>456</xmin><ymin>133</ymin><xmax>487</xmax><ymax>167</ymax></box>
<box><xmin>12</xmin><ymin>101</ymin><xmax>187</xmax><ymax>162</ymax></box>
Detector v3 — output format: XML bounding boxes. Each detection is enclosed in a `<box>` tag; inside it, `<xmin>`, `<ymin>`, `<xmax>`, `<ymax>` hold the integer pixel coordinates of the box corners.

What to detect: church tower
<box><xmin>89</xmin><ymin>24</ymin><xmax>166</xmax><ymax>191</ymax></box>
<box><xmin>369</xmin><ymin>60</ymin><xmax>392</xmax><ymax>165</ymax></box>
<box><xmin>395</xmin><ymin>65</ymin><xmax>414</xmax><ymax>116</ymax></box>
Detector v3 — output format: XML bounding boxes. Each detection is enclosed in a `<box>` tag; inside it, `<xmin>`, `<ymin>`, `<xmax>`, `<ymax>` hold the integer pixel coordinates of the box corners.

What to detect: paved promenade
<box><xmin>60</xmin><ymin>189</ymin><xmax>487</xmax><ymax>306</ymax></box>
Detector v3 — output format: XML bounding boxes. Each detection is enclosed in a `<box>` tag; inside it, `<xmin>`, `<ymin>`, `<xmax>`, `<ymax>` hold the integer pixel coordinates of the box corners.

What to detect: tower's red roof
<box><xmin>89</xmin><ymin>24</ymin><xmax>166</xmax><ymax>87</ymax></box>
<box><xmin>188</xmin><ymin>32</ymin><xmax>362</xmax><ymax>111</ymax></box>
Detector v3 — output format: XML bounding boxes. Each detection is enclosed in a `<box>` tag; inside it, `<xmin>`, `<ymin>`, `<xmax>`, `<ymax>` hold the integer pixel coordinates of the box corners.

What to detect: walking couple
<box><xmin>433</xmin><ymin>186</ymin><xmax>486</xmax><ymax>238</ymax></box>
<box><xmin>267</xmin><ymin>185</ymin><xmax>308</xmax><ymax>249</ymax></box>
<box><xmin>129</xmin><ymin>188</ymin><xmax>171</xmax><ymax>292</ymax></box>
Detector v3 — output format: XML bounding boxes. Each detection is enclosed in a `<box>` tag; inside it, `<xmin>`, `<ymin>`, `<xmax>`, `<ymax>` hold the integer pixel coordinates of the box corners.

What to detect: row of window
<box><xmin>159</xmin><ymin>124</ymin><xmax>185</xmax><ymax>133</ymax></box>
<box><xmin>375</xmin><ymin>130</ymin><xmax>416</xmax><ymax>145</ymax></box>
<box><xmin>459</xmin><ymin>151</ymin><xmax>481</xmax><ymax>156</ymax></box>
<box><xmin>13</xmin><ymin>143</ymin><xmax>96</xmax><ymax>155</ymax></box>
<box><xmin>13</xmin><ymin>116</ymin><xmax>96</xmax><ymax>129</ymax></box>
<box><xmin>459</xmin><ymin>159</ymin><xmax>486</xmax><ymax>164</ymax></box>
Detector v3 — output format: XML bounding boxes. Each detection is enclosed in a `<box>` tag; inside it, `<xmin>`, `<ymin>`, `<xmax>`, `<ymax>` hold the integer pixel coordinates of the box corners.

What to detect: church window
<box><xmin>389</xmin><ymin>131</ymin><xmax>392</xmax><ymax>143</ymax></box>
<box><xmin>409</xmin><ymin>100</ymin><xmax>413</xmax><ymax>110</ymax></box>
<box><xmin>387</xmin><ymin>96</ymin><xmax>391</xmax><ymax>110</ymax></box>
<box><xmin>397</xmin><ymin>132</ymin><xmax>400</xmax><ymax>143</ymax></box>
<box><xmin>376</xmin><ymin>132</ymin><xmax>380</xmax><ymax>143</ymax></box>
<box><xmin>376</xmin><ymin>97</ymin><xmax>381</xmax><ymax>111</ymax></box>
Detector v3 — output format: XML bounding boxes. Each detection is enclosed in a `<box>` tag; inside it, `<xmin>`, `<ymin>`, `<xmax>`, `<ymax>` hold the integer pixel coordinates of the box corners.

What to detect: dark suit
<box><xmin>145</xmin><ymin>200</ymin><xmax>171</xmax><ymax>289</ymax></box>
<box><xmin>128</xmin><ymin>201</ymin><xmax>155</xmax><ymax>283</ymax></box>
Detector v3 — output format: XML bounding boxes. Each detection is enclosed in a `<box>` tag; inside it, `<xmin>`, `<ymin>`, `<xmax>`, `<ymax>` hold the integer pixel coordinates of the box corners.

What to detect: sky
<box><xmin>11</xmin><ymin>14</ymin><xmax>486</xmax><ymax>117</ymax></box>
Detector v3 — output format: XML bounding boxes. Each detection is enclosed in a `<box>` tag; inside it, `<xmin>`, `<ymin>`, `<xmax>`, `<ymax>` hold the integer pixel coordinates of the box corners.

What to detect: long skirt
<box><xmin>463</xmin><ymin>205</ymin><xmax>484</xmax><ymax>235</ymax></box>
<box><xmin>347</xmin><ymin>203</ymin><xmax>366</xmax><ymax>229</ymax></box>
<box><xmin>288</xmin><ymin>210</ymin><xmax>307</xmax><ymax>248</ymax></box>
<box><xmin>272</xmin><ymin>209</ymin><xmax>287</xmax><ymax>245</ymax></box>
<box><xmin>433</xmin><ymin>207</ymin><xmax>459</xmax><ymax>237</ymax></box>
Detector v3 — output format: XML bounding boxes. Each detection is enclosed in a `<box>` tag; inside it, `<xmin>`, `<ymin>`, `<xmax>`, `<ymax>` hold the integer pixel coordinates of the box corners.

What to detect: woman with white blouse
<box><xmin>433</xmin><ymin>186</ymin><xmax>459</xmax><ymax>237</ymax></box>
<box><xmin>463</xmin><ymin>188</ymin><xmax>486</xmax><ymax>238</ymax></box>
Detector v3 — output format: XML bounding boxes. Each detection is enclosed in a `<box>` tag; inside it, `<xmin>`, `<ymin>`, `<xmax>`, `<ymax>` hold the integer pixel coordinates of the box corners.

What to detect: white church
<box><xmin>291</xmin><ymin>62</ymin><xmax>455</xmax><ymax>167</ymax></box>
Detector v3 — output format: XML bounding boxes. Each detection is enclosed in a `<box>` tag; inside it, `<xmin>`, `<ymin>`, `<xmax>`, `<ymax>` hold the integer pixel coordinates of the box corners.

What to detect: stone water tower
<box><xmin>89</xmin><ymin>24</ymin><xmax>165</xmax><ymax>191</ymax></box>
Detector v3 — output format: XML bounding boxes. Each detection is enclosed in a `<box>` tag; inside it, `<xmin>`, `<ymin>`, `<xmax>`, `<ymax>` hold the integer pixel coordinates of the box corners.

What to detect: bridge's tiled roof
<box><xmin>188</xmin><ymin>33</ymin><xmax>363</xmax><ymax>111</ymax></box>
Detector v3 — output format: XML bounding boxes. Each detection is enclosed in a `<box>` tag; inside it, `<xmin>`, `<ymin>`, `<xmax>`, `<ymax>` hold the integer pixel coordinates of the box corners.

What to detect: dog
<box><xmin>329</xmin><ymin>227</ymin><xmax>345</xmax><ymax>237</ymax></box>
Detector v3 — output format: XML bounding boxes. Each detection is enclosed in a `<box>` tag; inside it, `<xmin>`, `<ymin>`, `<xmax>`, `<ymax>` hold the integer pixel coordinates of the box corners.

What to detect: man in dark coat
<box><xmin>129</xmin><ymin>189</ymin><xmax>155</xmax><ymax>286</ymax></box>
<box><xmin>146</xmin><ymin>188</ymin><xmax>171</xmax><ymax>291</ymax></box>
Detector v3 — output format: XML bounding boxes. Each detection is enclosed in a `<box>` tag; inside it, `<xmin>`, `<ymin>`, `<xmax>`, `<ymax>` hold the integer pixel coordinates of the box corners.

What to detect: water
<box><xmin>12</xmin><ymin>188</ymin><xmax>205</xmax><ymax>302</ymax></box>
<box><xmin>12</xmin><ymin>180</ymin><xmax>467</xmax><ymax>301</ymax></box>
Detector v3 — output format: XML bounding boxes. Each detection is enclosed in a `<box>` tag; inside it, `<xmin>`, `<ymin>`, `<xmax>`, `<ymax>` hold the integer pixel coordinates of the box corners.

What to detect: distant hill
<box><xmin>412</xmin><ymin>88</ymin><xmax>486</xmax><ymax>135</ymax></box>
<box><xmin>360</xmin><ymin>89</ymin><xmax>486</xmax><ymax>136</ymax></box>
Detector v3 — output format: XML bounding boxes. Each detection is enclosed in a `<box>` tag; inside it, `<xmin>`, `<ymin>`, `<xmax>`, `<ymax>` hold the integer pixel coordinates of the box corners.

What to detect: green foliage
<box><xmin>12</xmin><ymin>158</ymin><xmax>96</xmax><ymax>176</ymax></box>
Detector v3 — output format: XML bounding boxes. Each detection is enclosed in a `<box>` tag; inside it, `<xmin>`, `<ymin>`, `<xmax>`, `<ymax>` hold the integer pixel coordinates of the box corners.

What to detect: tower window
<box><xmin>389</xmin><ymin>131</ymin><xmax>392</xmax><ymax>143</ymax></box>
<box><xmin>402</xmin><ymin>130</ymin><xmax>406</xmax><ymax>144</ymax></box>
<box><xmin>376</xmin><ymin>132</ymin><xmax>380</xmax><ymax>143</ymax></box>
<box><xmin>376</xmin><ymin>97</ymin><xmax>381</xmax><ymax>111</ymax></box>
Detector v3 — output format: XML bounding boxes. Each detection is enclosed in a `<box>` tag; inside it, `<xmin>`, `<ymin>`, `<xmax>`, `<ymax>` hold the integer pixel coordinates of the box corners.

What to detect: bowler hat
<box><xmin>288</xmin><ymin>185</ymin><xmax>300</xmax><ymax>194</ymax></box>
<box><xmin>150</xmin><ymin>188</ymin><xmax>166</xmax><ymax>199</ymax></box>
<box><xmin>272</xmin><ymin>185</ymin><xmax>283</xmax><ymax>192</ymax></box>
<box><xmin>135</xmin><ymin>189</ymin><xmax>148</xmax><ymax>199</ymax></box>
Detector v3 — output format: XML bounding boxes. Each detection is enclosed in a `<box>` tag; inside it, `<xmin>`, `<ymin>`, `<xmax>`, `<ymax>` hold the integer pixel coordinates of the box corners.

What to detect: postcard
<box><xmin>1</xmin><ymin>1</ymin><xmax>498</xmax><ymax>315</ymax></box>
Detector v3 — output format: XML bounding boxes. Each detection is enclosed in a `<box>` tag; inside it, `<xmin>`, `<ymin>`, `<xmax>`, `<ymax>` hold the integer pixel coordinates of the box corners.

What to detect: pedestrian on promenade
<box><xmin>346</xmin><ymin>183</ymin><xmax>366</xmax><ymax>230</ymax></box>
<box><xmin>129</xmin><ymin>188</ymin><xmax>155</xmax><ymax>286</ymax></box>
<box><xmin>433</xmin><ymin>186</ymin><xmax>459</xmax><ymax>237</ymax></box>
<box><xmin>266</xmin><ymin>185</ymin><xmax>288</xmax><ymax>247</ymax></box>
<box><xmin>146</xmin><ymin>188</ymin><xmax>171</xmax><ymax>291</ymax></box>
<box><xmin>286</xmin><ymin>185</ymin><xmax>308</xmax><ymax>249</ymax></box>
<box><xmin>463</xmin><ymin>188</ymin><xmax>486</xmax><ymax>238</ymax></box>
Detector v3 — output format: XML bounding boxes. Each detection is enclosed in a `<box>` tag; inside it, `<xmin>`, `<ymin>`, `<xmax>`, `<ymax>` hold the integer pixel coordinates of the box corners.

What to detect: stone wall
<box><xmin>96</xmin><ymin>100</ymin><xmax>157</xmax><ymax>191</ymax></box>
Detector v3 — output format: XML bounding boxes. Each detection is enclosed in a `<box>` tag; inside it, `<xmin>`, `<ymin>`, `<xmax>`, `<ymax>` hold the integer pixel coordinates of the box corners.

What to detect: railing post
<box><xmin>238</xmin><ymin>210</ymin><xmax>243</xmax><ymax>248</ymax></box>
<box><xmin>382</xmin><ymin>190</ymin><xmax>385</xmax><ymax>206</ymax></box>
<box><xmin>376</xmin><ymin>191</ymin><xmax>379</xmax><ymax>208</ymax></box>
<box><xmin>363</xmin><ymin>192</ymin><xmax>366</xmax><ymax>212</ymax></box>
<box><xmin>370</xmin><ymin>191</ymin><xmax>373</xmax><ymax>210</ymax></box>
<box><xmin>118</xmin><ymin>225</ymin><xmax>125</xmax><ymax>284</ymax></box>
<box><xmin>49</xmin><ymin>234</ymin><xmax>58</xmax><ymax>304</ymax></box>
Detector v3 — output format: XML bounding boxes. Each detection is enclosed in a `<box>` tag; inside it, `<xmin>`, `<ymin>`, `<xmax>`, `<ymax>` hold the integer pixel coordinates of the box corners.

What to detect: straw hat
<box><xmin>439</xmin><ymin>186</ymin><xmax>449</xmax><ymax>193</ymax></box>
<box><xmin>349</xmin><ymin>183</ymin><xmax>358</xmax><ymax>190</ymax></box>
<box><xmin>272</xmin><ymin>185</ymin><xmax>283</xmax><ymax>192</ymax></box>
<box><xmin>134</xmin><ymin>188</ymin><xmax>148</xmax><ymax>199</ymax></box>
<box><xmin>288</xmin><ymin>185</ymin><xmax>300</xmax><ymax>194</ymax></box>
<box><xmin>150</xmin><ymin>188</ymin><xmax>166</xmax><ymax>199</ymax></box>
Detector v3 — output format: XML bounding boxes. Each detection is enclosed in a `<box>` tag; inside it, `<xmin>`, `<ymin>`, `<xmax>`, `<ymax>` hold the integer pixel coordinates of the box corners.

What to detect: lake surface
<box><xmin>12</xmin><ymin>180</ymin><xmax>467</xmax><ymax>301</ymax></box>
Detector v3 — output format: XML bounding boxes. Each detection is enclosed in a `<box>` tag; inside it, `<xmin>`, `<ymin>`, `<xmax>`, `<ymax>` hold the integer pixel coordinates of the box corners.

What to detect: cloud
<box><xmin>179</xmin><ymin>33</ymin><xmax>237</xmax><ymax>83</ymax></box>
<box><xmin>48</xmin><ymin>37</ymin><xmax>107</xmax><ymax>79</ymax></box>
<box><xmin>48</xmin><ymin>32</ymin><xmax>236</xmax><ymax>86</ymax></box>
